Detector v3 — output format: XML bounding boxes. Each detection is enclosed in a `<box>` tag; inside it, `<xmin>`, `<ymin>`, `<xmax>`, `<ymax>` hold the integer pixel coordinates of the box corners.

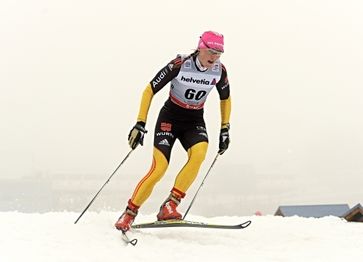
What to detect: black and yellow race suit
<box><xmin>130</xmin><ymin>52</ymin><xmax>231</xmax><ymax>206</ymax></box>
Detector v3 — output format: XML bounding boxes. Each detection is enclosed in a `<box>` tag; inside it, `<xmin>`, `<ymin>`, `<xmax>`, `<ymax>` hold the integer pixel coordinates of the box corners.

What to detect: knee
<box><xmin>188</xmin><ymin>142</ymin><xmax>208</xmax><ymax>164</ymax></box>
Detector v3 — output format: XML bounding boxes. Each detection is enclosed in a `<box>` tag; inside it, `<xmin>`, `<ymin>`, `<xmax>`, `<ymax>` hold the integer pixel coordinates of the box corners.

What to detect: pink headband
<box><xmin>198</xmin><ymin>31</ymin><xmax>224</xmax><ymax>52</ymax></box>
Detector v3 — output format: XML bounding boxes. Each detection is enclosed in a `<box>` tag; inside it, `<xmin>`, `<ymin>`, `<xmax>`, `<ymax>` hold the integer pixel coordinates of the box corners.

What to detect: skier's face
<box><xmin>198</xmin><ymin>48</ymin><xmax>222</xmax><ymax>68</ymax></box>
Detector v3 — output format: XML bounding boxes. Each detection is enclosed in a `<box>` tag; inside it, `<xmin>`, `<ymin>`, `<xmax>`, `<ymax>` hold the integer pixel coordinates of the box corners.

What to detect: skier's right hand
<box><xmin>128</xmin><ymin>121</ymin><xmax>147</xmax><ymax>149</ymax></box>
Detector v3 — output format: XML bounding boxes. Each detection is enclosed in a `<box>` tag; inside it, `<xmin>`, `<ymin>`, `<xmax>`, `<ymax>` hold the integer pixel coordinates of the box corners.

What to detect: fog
<box><xmin>1</xmin><ymin>0</ymin><xmax>362</xmax><ymax>216</ymax></box>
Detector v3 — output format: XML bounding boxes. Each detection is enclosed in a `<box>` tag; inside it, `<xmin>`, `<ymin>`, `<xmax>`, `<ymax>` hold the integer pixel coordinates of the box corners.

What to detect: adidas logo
<box><xmin>158</xmin><ymin>139</ymin><xmax>170</xmax><ymax>146</ymax></box>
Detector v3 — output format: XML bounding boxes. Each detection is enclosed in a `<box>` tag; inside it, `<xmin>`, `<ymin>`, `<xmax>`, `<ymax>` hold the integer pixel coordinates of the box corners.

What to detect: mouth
<box><xmin>207</xmin><ymin>60</ymin><xmax>215</xmax><ymax>65</ymax></box>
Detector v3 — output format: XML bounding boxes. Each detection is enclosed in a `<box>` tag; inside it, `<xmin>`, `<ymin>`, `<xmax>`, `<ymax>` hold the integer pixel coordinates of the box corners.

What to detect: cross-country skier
<box><xmin>115</xmin><ymin>31</ymin><xmax>231</xmax><ymax>232</ymax></box>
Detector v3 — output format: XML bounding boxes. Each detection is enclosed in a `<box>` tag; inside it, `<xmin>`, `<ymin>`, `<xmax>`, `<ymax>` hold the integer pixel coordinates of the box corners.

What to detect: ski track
<box><xmin>1</xmin><ymin>212</ymin><xmax>362</xmax><ymax>262</ymax></box>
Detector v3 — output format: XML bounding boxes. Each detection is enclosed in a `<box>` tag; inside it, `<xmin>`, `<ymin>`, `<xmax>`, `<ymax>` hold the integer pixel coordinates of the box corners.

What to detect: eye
<box><xmin>208</xmin><ymin>49</ymin><xmax>222</xmax><ymax>55</ymax></box>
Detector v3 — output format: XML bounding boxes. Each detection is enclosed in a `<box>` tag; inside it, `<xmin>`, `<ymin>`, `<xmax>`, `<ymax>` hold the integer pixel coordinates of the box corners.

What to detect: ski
<box><xmin>123</xmin><ymin>220</ymin><xmax>251</xmax><ymax>246</ymax></box>
<box><xmin>132</xmin><ymin>219</ymin><xmax>251</xmax><ymax>230</ymax></box>
<box><xmin>121</xmin><ymin>231</ymin><xmax>138</xmax><ymax>246</ymax></box>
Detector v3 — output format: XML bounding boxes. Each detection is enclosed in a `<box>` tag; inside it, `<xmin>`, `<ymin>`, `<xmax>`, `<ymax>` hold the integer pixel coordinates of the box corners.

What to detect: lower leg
<box><xmin>115</xmin><ymin>148</ymin><xmax>168</xmax><ymax>231</ymax></box>
<box><xmin>174</xmin><ymin>142</ymin><xmax>208</xmax><ymax>193</ymax></box>
<box><xmin>157</xmin><ymin>142</ymin><xmax>208</xmax><ymax>220</ymax></box>
<box><xmin>131</xmin><ymin>148</ymin><xmax>169</xmax><ymax>206</ymax></box>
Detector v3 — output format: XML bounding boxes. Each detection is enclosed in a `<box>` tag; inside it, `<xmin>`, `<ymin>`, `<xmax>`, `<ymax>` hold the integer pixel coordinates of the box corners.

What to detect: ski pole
<box><xmin>183</xmin><ymin>152</ymin><xmax>220</xmax><ymax>220</ymax></box>
<box><xmin>74</xmin><ymin>149</ymin><xmax>133</xmax><ymax>224</ymax></box>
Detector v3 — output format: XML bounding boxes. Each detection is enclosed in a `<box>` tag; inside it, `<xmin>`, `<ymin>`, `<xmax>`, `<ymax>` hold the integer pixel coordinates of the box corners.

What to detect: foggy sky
<box><xmin>0</xmin><ymin>0</ymin><xmax>362</xmax><ymax>214</ymax></box>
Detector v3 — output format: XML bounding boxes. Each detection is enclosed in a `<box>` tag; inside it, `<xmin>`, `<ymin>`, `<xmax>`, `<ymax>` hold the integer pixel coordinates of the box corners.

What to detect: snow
<box><xmin>1</xmin><ymin>212</ymin><xmax>362</xmax><ymax>262</ymax></box>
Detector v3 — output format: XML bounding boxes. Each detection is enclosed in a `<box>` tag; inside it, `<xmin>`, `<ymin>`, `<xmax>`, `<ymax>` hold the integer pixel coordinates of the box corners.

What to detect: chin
<box><xmin>206</xmin><ymin>61</ymin><xmax>215</xmax><ymax>68</ymax></box>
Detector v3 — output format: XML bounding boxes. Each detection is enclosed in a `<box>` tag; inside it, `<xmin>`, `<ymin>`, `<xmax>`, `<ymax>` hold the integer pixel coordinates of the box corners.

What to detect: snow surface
<box><xmin>1</xmin><ymin>212</ymin><xmax>362</xmax><ymax>262</ymax></box>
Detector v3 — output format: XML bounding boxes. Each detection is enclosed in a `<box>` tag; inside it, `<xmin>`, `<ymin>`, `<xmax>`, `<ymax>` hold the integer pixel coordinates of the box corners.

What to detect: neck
<box><xmin>195</xmin><ymin>56</ymin><xmax>208</xmax><ymax>71</ymax></box>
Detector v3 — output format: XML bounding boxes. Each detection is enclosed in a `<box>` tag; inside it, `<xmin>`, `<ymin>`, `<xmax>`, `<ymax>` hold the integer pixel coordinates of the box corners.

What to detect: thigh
<box><xmin>153</xmin><ymin>109</ymin><xmax>177</xmax><ymax>162</ymax></box>
<box><xmin>179</xmin><ymin>123</ymin><xmax>209</xmax><ymax>151</ymax></box>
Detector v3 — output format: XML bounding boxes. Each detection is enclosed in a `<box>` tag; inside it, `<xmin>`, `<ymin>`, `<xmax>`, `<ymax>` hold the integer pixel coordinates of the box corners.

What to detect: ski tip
<box><xmin>241</xmin><ymin>220</ymin><xmax>252</xmax><ymax>228</ymax></box>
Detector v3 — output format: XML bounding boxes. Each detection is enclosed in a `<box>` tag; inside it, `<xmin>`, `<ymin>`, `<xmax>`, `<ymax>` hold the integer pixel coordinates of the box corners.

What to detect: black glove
<box><xmin>128</xmin><ymin>121</ymin><xmax>147</xmax><ymax>149</ymax></box>
<box><xmin>218</xmin><ymin>127</ymin><xmax>230</xmax><ymax>155</ymax></box>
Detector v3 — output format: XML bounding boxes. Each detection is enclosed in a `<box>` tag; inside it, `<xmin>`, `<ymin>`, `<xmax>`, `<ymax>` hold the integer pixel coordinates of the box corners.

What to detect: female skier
<box><xmin>115</xmin><ymin>31</ymin><xmax>231</xmax><ymax>232</ymax></box>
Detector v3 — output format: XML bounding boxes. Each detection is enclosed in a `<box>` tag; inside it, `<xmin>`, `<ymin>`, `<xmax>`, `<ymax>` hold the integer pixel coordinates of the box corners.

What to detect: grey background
<box><xmin>1</xmin><ymin>0</ymin><xmax>362</xmax><ymax>216</ymax></box>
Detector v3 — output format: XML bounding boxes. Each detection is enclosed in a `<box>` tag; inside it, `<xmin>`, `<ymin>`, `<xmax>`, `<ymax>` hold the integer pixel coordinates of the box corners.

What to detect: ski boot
<box><xmin>115</xmin><ymin>200</ymin><xmax>139</xmax><ymax>232</ymax></box>
<box><xmin>157</xmin><ymin>193</ymin><xmax>182</xmax><ymax>221</ymax></box>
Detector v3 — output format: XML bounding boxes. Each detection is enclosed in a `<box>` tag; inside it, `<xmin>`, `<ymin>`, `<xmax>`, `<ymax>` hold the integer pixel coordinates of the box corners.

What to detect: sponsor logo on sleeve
<box><xmin>152</xmin><ymin>68</ymin><xmax>168</xmax><ymax>88</ymax></box>
<box><xmin>221</xmin><ymin>76</ymin><xmax>229</xmax><ymax>90</ymax></box>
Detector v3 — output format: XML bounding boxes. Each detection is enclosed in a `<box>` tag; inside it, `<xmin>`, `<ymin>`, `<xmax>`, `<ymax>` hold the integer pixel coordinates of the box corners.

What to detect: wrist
<box><xmin>136</xmin><ymin>121</ymin><xmax>146</xmax><ymax>128</ymax></box>
<box><xmin>221</xmin><ymin>123</ymin><xmax>230</xmax><ymax>130</ymax></box>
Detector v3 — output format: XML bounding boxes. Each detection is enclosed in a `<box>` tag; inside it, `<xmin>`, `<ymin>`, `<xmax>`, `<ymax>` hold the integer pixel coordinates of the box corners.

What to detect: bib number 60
<box><xmin>185</xmin><ymin>89</ymin><xmax>207</xmax><ymax>101</ymax></box>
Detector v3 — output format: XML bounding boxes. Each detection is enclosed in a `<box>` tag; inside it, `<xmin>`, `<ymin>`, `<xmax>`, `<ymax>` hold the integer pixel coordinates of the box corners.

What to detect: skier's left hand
<box><xmin>218</xmin><ymin>126</ymin><xmax>230</xmax><ymax>155</ymax></box>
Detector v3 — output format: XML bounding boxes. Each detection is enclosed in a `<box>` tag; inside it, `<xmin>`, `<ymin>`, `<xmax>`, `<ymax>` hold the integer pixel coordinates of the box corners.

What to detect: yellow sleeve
<box><xmin>136</xmin><ymin>83</ymin><xmax>154</xmax><ymax>123</ymax></box>
<box><xmin>220</xmin><ymin>96</ymin><xmax>231</xmax><ymax>129</ymax></box>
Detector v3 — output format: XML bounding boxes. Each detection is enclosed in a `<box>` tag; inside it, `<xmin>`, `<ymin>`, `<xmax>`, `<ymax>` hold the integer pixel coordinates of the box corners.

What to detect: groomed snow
<box><xmin>1</xmin><ymin>212</ymin><xmax>362</xmax><ymax>262</ymax></box>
